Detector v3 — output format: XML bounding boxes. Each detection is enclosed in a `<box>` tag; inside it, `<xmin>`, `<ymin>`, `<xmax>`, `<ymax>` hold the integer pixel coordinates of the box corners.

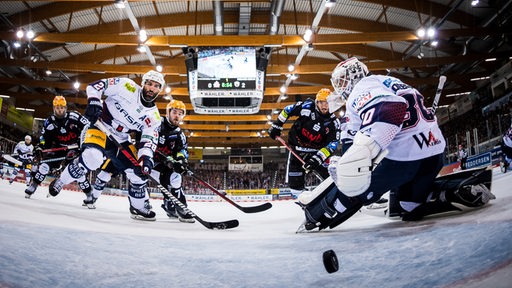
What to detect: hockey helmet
<box><xmin>166</xmin><ymin>99</ymin><xmax>186</xmax><ymax>118</ymax></box>
<box><xmin>52</xmin><ymin>95</ymin><xmax>67</xmax><ymax>118</ymax></box>
<box><xmin>141</xmin><ymin>70</ymin><xmax>165</xmax><ymax>104</ymax></box>
<box><xmin>53</xmin><ymin>95</ymin><xmax>67</xmax><ymax>107</ymax></box>
<box><xmin>315</xmin><ymin>88</ymin><xmax>331</xmax><ymax>102</ymax></box>
<box><xmin>25</xmin><ymin>135</ymin><xmax>32</xmax><ymax>144</ymax></box>
<box><xmin>330</xmin><ymin>57</ymin><xmax>369</xmax><ymax>99</ymax></box>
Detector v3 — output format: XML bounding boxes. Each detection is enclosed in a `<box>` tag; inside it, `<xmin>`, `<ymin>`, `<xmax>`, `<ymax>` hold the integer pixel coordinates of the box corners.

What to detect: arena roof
<box><xmin>1</xmin><ymin>0</ymin><xmax>511</xmax><ymax>148</ymax></box>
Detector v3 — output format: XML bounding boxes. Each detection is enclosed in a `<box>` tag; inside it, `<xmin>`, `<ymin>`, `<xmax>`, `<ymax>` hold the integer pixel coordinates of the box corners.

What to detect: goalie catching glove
<box><xmin>333</xmin><ymin>131</ymin><xmax>388</xmax><ymax>197</ymax></box>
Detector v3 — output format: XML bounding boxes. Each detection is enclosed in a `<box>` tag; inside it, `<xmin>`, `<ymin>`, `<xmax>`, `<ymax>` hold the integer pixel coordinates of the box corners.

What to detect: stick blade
<box><xmin>238</xmin><ymin>202</ymin><xmax>273</xmax><ymax>213</ymax></box>
<box><xmin>197</xmin><ymin>218</ymin><xmax>239</xmax><ymax>230</ymax></box>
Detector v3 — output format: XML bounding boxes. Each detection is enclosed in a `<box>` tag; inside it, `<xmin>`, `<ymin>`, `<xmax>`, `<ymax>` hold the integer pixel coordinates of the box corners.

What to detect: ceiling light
<box><xmin>114</xmin><ymin>0</ymin><xmax>126</xmax><ymax>9</ymax></box>
<box><xmin>139</xmin><ymin>30</ymin><xmax>147</xmax><ymax>42</ymax></box>
<box><xmin>165</xmin><ymin>86</ymin><xmax>171</xmax><ymax>94</ymax></box>
<box><xmin>279</xmin><ymin>85</ymin><xmax>287</xmax><ymax>93</ymax></box>
<box><xmin>303</xmin><ymin>29</ymin><xmax>313</xmax><ymax>42</ymax></box>
<box><xmin>485</xmin><ymin>58</ymin><xmax>496</xmax><ymax>62</ymax></box>
<box><xmin>26</xmin><ymin>30</ymin><xmax>35</xmax><ymax>39</ymax></box>
<box><xmin>325</xmin><ymin>0</ymin><xmax>336</xmax><ymax>8</ymax></box>
<box><xmin>426</xmin><ymin>27</ymin><xmax>436</xmax><ymax>38</ymax></box>
<box><xmin>287</xmin><ymin>64</ymin><xmax>295</xmax><ymax>72</ymax></box>
<box><xmin>471</xmin><ymin>0</ymin><xmax>479</xmax><ymax>6</ymax></box>
<box><xmin>16</xmin><ymin>29</ymin><xmax>24</xmax><ymax>38</ymax></box>
<box><xmin>137</xmin><ymin>44</ymin><xmax>146</xmax><ymax>53</ymax></box>
<box><xmin>156</xmin><ymin>65</ymin><xmax>163</xmax><ymax>72</ymax></box>
<box><xmin>416</xmin><ymin>28</ymin><xmax>425</xmax><ymax>38</ymax></box>
<box><xmin>0</xmin><ymin>95</ymin><xmax>11</xmax><ymax>98</ymax></box>
<box><xmin>430</xmin><ymin>40</ymin><xmax>438</xmax><ymax>47</ymax></box>
<box><xmin>13</xmin><ymin>41</ymin><xmax>21</xmax><ymax>48</ymax></box>
<box><xmin>73</xmin><ymin>81</ymin><xmax>80</xmax><ymax>89</ymax></box>
<box><xmin>45</xmin><ymin>69</ymin><xmax>52</xmax><ymax>76</ymax></box>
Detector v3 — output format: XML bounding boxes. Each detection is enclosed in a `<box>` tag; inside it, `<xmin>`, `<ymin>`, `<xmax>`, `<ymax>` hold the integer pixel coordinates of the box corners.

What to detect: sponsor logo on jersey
<box><xmin>57</xmin><ymin>131</ymin><xmax>78</xmax><ymax>143</ymax></box>
<box><xmin>353</xmin><ymin>92</ymin><xmax>374</xmax><ymax>110</ymax></box>
<box><xmin>412</xmin><ymin>130</ymin><xmax>443</xmax><ymax>149</ymax></box>
<box><xmin>114</xmin><ymin>102</ymin><xmax>143</xmax><ymax>130</ymax></box>
<box><xmin>301</xmin><ymin>128</ymin><xmax>322</xmax><ymax>143</ymax></box>
<box><xmin>108</xmin><ymin>78</ymin><xmax>120</xmax><ymax>86</ymax></box>
<box><xmin>124</xmin><ymin>82</ymin><xmax>136</xmax><ymax>93</ymax></box>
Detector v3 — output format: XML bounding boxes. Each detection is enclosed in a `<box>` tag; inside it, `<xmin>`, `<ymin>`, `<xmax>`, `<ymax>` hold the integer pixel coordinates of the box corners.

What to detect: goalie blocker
<box><xmin>299</xmin><ymin>164</ymin><xmax>495</xmax><ymax>231</ymax></box>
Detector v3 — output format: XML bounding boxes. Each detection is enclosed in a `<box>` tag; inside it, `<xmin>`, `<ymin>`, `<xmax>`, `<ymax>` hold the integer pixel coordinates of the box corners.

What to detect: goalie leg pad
<box><xmin>303</xmin><ymin>185</ymin><xmax>361</xmax><ymax>230</ymax></box>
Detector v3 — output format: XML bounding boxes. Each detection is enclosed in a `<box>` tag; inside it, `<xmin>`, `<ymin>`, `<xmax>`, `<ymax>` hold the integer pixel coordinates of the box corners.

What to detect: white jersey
<box><xmin>14</xmin><ymin>141</ymin><xmax>34</xmax><ymax>161</ymax></box>
<box><xmin>504</xmin><ymin>126</ymin><xmax>512</xmax><ymax>148</ymax></box>
<box><xmin>86</xmin><ymin>77</ymin><xmax>161</xmax><ymax>158</ymax></box>
<box><xmin>345</xmin><ymin>75</ymin><xmax>446</xmax><ymax>161</ymax></box>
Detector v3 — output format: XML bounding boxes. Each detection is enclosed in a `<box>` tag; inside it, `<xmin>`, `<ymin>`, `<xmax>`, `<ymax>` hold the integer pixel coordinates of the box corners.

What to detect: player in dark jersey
<box><xmin>154</xmin><ymin>100</ymin><xmax>194</xmax><ymax>223</ymax></box>
<box><xmin>25</xmin><ymin>96</ymin><xmax>91</xmax><ymax>199</ymax></box>
<box><xmin>268</xmin><ymin>88</ymin><xmax>341</xmax><ymax>198</ymax></box>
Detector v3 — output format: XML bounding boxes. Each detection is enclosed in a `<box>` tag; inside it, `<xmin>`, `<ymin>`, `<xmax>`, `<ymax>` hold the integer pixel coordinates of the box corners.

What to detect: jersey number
<box><xmin>401</xmin><ymin>93</ymin><xmax>435</xmax><ymax>130</ymax></box>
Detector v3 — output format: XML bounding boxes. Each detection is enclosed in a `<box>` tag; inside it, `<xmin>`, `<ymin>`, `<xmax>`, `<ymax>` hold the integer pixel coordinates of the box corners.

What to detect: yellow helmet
<box><xmin>315</xmin><ymin>88</ymin><xmax>331</xmax><ymax>102</ymax></box>
<box><xmin>53</xmin><ymin>95</ymin><xmax>67</xmax><ymax>107</ymax></box>
<box><xmin>166</xmin><ymin>100</ymin><xmax>186</xmax><ymax>118</ymax></box>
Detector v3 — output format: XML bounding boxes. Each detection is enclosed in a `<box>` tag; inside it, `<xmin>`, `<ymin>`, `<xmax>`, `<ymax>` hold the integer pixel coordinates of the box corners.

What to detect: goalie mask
<box><xmin>52</xmin><ymin>95</ymin><xmax>67</xmax><ymax>119</ymax></box>
<box><xmin>166</xmin><ymin>100</ymin><xmax>186</xmax><ymax>126</ymax></box>
<box><xmin>330</xmin><ymin>57</ymin><xmax>369</xmax><ymax>99</ymax></box>
<box><xmin>141</xmin><ymin>70</ymin><xmax>165</xmax><ymax>106</ymax></box>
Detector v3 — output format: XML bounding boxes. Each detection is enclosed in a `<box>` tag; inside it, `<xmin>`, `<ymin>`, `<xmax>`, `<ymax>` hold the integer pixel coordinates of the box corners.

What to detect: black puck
<box><xmin>322</xmin><ymin>249</ymin><xmax>339</xmax><ymax>273</ymax></box>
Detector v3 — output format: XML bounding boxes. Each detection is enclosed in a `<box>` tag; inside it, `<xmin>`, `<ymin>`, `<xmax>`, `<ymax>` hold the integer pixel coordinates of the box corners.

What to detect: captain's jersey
<box><xmin>155</xmin><ymin>117</ymin><xmax>188</xmax><ymax>163</ymax></box>
<box><xmin>14</xmin><ymin>141</ymin><xmax>34</xmax><ymax>161</ymax></box>
<box><xmin>278</xmin><ymin>99</ymin><xmax>341</xmax><ymax>158</ymax></box>
<box><xmin>39</xmin><ymin>111</ymin><xmax>90</xmax><ymax>149</ymax></box>
<box><xmin>87</xmin><ymin>77</ymin><xmax>161</xmax><ymax>158</ymax></box>
<box><xmin>345</xmin><ymin>75</ymin><xmax>446</xmax><ymax>161</ymax></box>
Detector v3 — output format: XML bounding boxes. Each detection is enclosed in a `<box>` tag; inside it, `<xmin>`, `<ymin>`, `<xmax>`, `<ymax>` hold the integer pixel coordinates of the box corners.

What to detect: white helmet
<box><xmin>142</xmin><ymin>70</ymin><xmax>165</xmax><ymax>90</ymax></box>
<box><xmin>25</xmin><ymin>135</ymin><xmax>32</xmax><ymax>143</ymax></box>
<box><xmin>330</xmin><ymin>57</ymin><xmax>369</xmax><ymax>99</ymax></box>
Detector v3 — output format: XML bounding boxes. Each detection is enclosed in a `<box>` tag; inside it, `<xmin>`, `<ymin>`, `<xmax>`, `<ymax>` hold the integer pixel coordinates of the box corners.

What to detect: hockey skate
<box><xmin>129</xmin><ymin>205</ymin><xmax>156</xmax><ymax>221</ymax></box>
<box><xmin>176</xmin><ymin>206</ymin><xmax>195</xmax><ymax>223</ymax></box>
<box><xmin>48</xmin><ymin>178</ymin><xmax>64</xmax><ymax>197</ymax></box>
<box><xmin>82</xmin><ymin>193</ymin><xmax>97</xmax><ymax>209</ymax></box>
<box><xmin>161</xmin><ymin>202</ymin><xmax>179</xmax><ymax>219</ymax></box>
<box><xmin>24</xmin><ymin>181</ymin><xmax>38</xmax><ymax>199</ymax></box>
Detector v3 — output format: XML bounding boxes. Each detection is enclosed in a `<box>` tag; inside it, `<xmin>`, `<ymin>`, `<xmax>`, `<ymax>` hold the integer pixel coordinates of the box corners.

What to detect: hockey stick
<box><xmin>41</xmin><ymin>145</ymin><xmax>79</xmax><ymax>153</ymax></box>
<box><xmin>156</xmin><ymin>151</ymin><xmax>272</xmax><ymax>213</ymax></box>
<box><xmin>94</xmin><ymin>121</ymin><xmax>239</xmax><ymax>230</ymax></box>
<box><xmin>431</xmin><ymin>75</ymin><xmax>447</xmax><ymax>115</ymax></box>
<box><xmin>275</xmin><ymin>136</ymin><xmax>324</xmax><ymax>181</ymax></box>
<box><xmin>3</xmin><ymin>154</ymin><xmax>23</xmax><ymax>166</ymax></box>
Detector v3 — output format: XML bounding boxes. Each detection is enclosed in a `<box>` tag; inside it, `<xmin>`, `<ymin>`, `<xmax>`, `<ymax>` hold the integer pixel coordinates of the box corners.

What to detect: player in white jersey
<box><xmin>9</xmin><ymin>135</ymin><xmax>34</xmax><ymax>185</ymax></box>
<box><xmin>48</xmin><ymin>70</ymin><xmax>164</xmax><ymax>221</ymax></box>
<box><xmin>500</xmin><ymin>125</ymin><xmax>512</xmax><ymax>172</ymax></box>
<box><xmin>298</xmin><ymin>58</ymin><xmax>493</xmax><ymax>231</ymax></box>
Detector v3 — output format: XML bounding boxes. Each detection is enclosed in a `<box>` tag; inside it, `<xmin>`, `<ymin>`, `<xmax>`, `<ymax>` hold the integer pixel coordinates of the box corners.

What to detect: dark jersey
<box><xmin>39</xmin><ymin>111</ymin><xmax>90</xmax><ymax>149</ymax></box>
<box><xmin>278</xmin><ymin>99</ymin><xmax>341</xmax><ymax>155</ymax></box>
<box><xmin>155</xmin><ymin>118</ymin><xmax>188</xmax><ymax>164</ymax></box>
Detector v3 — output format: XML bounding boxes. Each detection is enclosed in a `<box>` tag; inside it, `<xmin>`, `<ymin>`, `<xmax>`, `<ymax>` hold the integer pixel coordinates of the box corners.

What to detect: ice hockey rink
<box><xmin>1</xmin><ymin>167</ymin><xmax>511</xmax><ymax>288</ymax></box>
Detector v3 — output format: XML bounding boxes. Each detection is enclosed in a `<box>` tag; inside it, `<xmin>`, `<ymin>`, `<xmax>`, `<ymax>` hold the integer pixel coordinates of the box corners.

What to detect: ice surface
<box><xmin>1</xmin><ymin>168</ymin><xmax>511</xmax><ymax>288</ymax></box>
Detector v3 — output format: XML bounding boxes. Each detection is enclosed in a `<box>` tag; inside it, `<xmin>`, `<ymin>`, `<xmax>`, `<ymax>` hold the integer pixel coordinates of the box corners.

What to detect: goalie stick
<box><xmin>431</xmin><ymin>75</ymin><xmax>447</xmax><ymax>115</ymax></box>
<box><xmin>156</xmin><ymin>151</ymin><xmax>272</xmax><ymax>213</ymax></box>
<box><xmin>275</xmin><ymin>136</ymin><xmax>324</xmax><ymax>181</ymax></box>
<box><xmin>95</xmin><ymin>121</ymin><xmax>239</xmax><ymax>230</ymax></box>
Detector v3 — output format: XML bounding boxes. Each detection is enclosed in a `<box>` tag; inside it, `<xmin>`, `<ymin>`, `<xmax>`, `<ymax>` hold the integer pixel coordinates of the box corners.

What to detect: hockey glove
<box><xmin>268</xmin><ymin>123</ymin><xmax>283</xmax><ymax>140</ymax></box>
<box><xmin>84</xmin><ymin>97</ymin><xmax>103</xmax><ymax>123</ymax></box>
<box><xmin>172</xmin><ymin>153</ymin><xmax>188</xmax><ymax>174</ymax></box>
<box><xmin>138</xmin><ymin>155</ymin><xmax>153</xmax><ymax>175</ymax></box>
<box><xmin>303</xmin><ymin>153</ymin><xmax>323</xmax><ymax>172</ymax></box>
<box><xmin>34</xmin><ymin>146</ymin><xmax>43</xmax><ymax>162</ymax></box>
